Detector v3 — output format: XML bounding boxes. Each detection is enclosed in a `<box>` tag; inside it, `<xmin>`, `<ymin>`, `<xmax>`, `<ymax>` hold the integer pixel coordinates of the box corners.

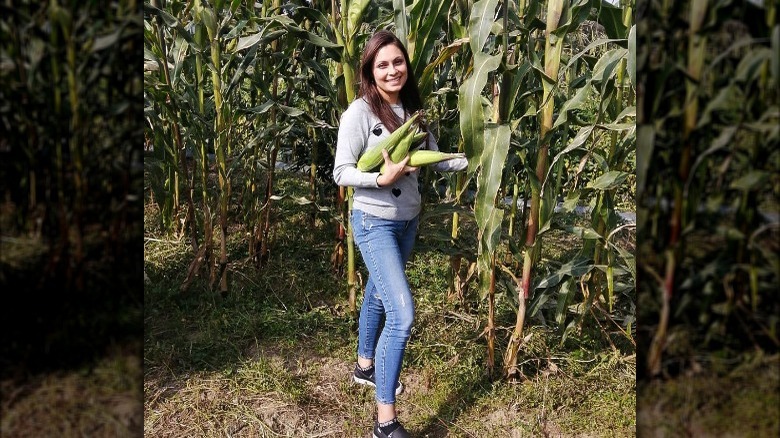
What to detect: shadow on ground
<box><xmin>1</xmin><ymin>231</ymin><xmax>143</xmax><ymax>438</ymax></box>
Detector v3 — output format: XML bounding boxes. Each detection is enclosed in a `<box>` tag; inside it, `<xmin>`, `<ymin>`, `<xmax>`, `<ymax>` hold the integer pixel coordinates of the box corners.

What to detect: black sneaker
<box><xmin>353</xmin><ymin>364</ymin><xmax>404</xmax><ymax>395</ymax></box>
<box><xmin>373</xmin><ymin>418</ymin><xmax>410</xmax><ymax>438</ymax></box>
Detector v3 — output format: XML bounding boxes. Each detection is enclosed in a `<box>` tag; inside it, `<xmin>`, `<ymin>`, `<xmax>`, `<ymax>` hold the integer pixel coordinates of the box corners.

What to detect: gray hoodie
<box><xmin>333</xmin><ymin>98</ymin><xmax>467</xmax><ymax>221</ymax></box>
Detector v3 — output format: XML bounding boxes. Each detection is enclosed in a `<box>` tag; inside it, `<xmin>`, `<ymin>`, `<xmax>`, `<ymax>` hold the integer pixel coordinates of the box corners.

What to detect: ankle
<box><xmin>357</xmin><ymin>357</ymin><xmax>373</xmax><ymax>369</ymax></box>
<box><xmin>377</xmin><ymin>404</ymin><xmax>396</xmax><ymax>423</ymax></box>
<box><xmin>377</xmin><ymin>417</ymin><xmax>400</xmax><ymax>434</ymax></box>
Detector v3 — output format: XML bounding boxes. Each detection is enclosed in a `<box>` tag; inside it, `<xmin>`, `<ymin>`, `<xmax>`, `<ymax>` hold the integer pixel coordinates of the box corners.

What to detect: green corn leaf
<box><xmin>419</xmin><ymin>39</ymin><xmax>467</xmax><ymax>100</ymax></box>
<box><xmin>541</xmin><ymin>126</ymin><xmax>593</xmax><ymax>194</ymax></box>
<box><xmin>564</xmin><ymin>37</ymin><xmax>625</xmax><ymax>71</ymax></box>
<box><xmin>469</xmin><ymin>0</ymin><xmax>499</xmax><ymax>54</ymax></box>
<box><xmin>566</xmin><ymin>226</ymin><xmax>602</xmax><ymax>240</ymax></box>
<box><xmin>393</xmin><ymin>0</ymin><xmax>409</xmax><ymax>48</ymax></box>
<box><xmin>591</xmin><ymin>48</ymin><xmax>628</xmax><ymax>84</ymax></box>
<box><xmin>234</xmin><ymin>29</ymin><xmax>286</xmax><ymax>52</ymax></box>
<box><xmin>284</xmin><ymin>24</ymin><xmax>343</xmax><ymax>49</ymax></box>
<box><xmin>627</xmin><ymin>24</ymin><xmax>636</xmax><ymax>86</ymax></box>
<box><xmin>475</xmin><ymin>124</ymin><xmax>510</xmax><ymax>299</ymax></box>
<box><xmin>730</xmin><ymin>171</ymin><xmax>770</xmax><ymax>191</ymax></box>
<box><xmin>595</xmin><ymin>0</ymin><xmax>628</xmax><ymax>39</ymax></box>
<box><xmin>555</xmin><ymin>279</ymin><xmax>575</xmax><ymax>325</ymax></box>
<box><xmin>278</xmin><ymin>105</ymin><xmax>305</xmax><ymax>117</ymax></box>
<box><xmin>735</xmin><ymin>47</ymin><xmax>772</xmax><ymax>83</ymax></box>
<box><xmin>562</xmin><ymin>192</ymin><xmax>580</xmax><ymax>213</ymax></box>
<box><xmin>552</xmin><ymin>84</ymin><xmax>593</xmax><ymax>130</ymax></box>
<box><xmin>201</xmin><ymin>7</ymin><xmax>217</xmax><ymax>39</ymax></box>
<box><xmin>224</xmin><ymin>43</ymin><xmax>260</xmax><ymax>97</ymax></box>
<box><xmin>551</xmin><ymin>0</ymin><xmax>592</xmax><ymax>37</ymax></box>
<box><xmin>528</xmin><ymin>291</ymin><xmax>551</xmax><ymax>318</ymax></box>
<box><xmin>294</xmin><ymin>7</ymin><xmax>339</xmax><ymax>43</ymax></box>
<box><xmin>346</xmin><ymin>0</ymin><xmax>371</xmax><ymax>39</ymax></box>
<box><xmin>536</xmin><ymin>256</ymin><xmax>593</xmax><ymax>290</ymax></box>
<box><xmin>459</xmin><ymin>51</ymin><xmax>502</xmax><ymax>167</ymax></box>
<box><xmin>685</xmin><ymin>126</ymin><xmax>738</xmax><ymax>195</ymax></box>
<box><xmin>145</xmin><ymin>3</ymin><xmax>197</xmax><ymax>46</ymax></box>
<box><xmin>408</xmin><ymin>0</ymin><xmax>449</xmax><ymax>82</ymax></box>
<box><xmin>587</xmin><ymin>170</ymin><xmax>630</xmax><ymax>191</ymax></box>
<box><xmin>223</xmin><ymin>20</ymin><xmax>249</xmax><ymax>39</ymax></box>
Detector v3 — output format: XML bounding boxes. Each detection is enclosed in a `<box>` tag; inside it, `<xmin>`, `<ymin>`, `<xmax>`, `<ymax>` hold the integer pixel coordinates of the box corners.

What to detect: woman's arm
<box><xmin>333</xmin><ymin>106</ymin><xmax>382</xmax><ymax>188</ymax></box>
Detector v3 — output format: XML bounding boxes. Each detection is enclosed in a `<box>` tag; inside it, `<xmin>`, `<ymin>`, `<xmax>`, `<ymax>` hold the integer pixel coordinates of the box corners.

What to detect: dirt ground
<box><xmin>143</xmin><ymin>340</ymin><xmax>634</xmax><ymax>437</ymax></box>
<box><xmin>1</xmin><ymin>345</ymin><xmax>143</xmax><ymax>438</ymax></box>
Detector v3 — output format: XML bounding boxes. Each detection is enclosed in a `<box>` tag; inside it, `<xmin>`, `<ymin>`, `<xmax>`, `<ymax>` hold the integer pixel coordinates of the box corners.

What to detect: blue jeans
<box><xmin>351</xmin><ymin>209</ymin><xmax>418</xmax><ymax>404</ymax></box>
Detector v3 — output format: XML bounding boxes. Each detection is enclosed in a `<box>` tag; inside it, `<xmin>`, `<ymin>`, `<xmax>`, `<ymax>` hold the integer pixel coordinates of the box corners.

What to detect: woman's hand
<box><xmin>376</xmin><ymin>149</ymin><xmax>418</xmax><ymax>187</ymax></box>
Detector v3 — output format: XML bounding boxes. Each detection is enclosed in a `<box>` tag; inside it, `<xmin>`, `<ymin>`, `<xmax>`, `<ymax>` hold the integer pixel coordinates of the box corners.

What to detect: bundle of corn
<box><xmin>356</xmin><ymin>111</ymin><xmax>422</xmax><ymax>171</ymax></box>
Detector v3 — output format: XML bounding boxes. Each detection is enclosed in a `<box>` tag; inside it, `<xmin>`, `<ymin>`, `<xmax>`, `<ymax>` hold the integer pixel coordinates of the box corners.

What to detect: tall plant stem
<box><xmin>260</xmin><ymin>75</ymin><xmax>280</xmax><ymax>267</ymax></box>
<box><xmin>520</xmin><ymin>0</ymin><xmax>563</xmax><ymax>298</ymax></box>
<box><xmin>203</xmin><ymin>4</ymin><xmax>230</xmax><ymax>295</ymax></box>
<box><xmin>337</xmin><ymin>0</ymin><xmax>363</xmax><ymax>315</ymax></box>
<box><xmin>504</xmin><ymin>0</ymin><xmax>550</xmax><ymax>378</ymax></box>
<box><xmin>153</xmin><ymin>0</ymin><xmax>198</xmax><ymax>255</ymax></box>
<box><xmin>648</xmin><ymin>0</ymin><xmax>707</xmax><ymax>376</ymax></box>
<box><xmin>449</xmin><ymin>147</ymin><xmax>466</xmax><ymax>303</ymax></box>
<box><xmin>181</xmin><ymin>8</ymin><xmax>214</xmax><ymax>293</ymax></box>
<box><xmin>508</xmin><ymin>173</ymin><xmax>519</xmax><ymax>237</ymax></box>
<box><xmin>62</xmin><ymin>8</ymin><xmax>84</xmax><ymax>269</ymax></box>
<box><xmin>49</xmin><ymin>0</ymin><xmax>70</xmax><ymax>263</ymax></box>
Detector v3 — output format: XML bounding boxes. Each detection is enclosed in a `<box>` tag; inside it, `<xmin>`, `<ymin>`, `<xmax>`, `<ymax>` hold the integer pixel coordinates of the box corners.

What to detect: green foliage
<box><xmin>142</xmin><ymin>0</ymin><xmax>637</xmax><ymax>375</ymax></box>
<box><xmin>2</xmin><ymin>1</ymin><xmax>142</xmax><ymax>235</ymax></box>
<box><xmin>637</xmin><ymin>0</ymin><xmax>779</xmax><ymax>377</ymax></box>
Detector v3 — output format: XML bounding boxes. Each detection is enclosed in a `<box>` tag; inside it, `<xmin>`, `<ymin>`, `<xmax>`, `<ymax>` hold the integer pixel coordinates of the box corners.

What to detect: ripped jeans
<box><xmin>351</xmin><ymin>209</ymin><xmax>418</xmax><ymax>404</ymax></box>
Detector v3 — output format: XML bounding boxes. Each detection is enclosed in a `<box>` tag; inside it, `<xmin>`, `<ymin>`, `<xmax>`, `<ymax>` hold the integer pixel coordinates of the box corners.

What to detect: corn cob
<box><xmin>356</xmin><ymin>111</ymin><xmax>421</xmax><ymax>172</ymax></box>
<box><xmin>386</xmin><ymin>130</ymin><xmax>428</xmax><ymax>164</ymax></box>
<box><xmin>380</xmin><ymin>150</ymin><xmax>466</xmax><ymax>174</ymax></box>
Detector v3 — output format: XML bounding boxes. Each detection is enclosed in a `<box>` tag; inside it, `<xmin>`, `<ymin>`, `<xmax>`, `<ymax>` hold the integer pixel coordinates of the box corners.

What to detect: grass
<box><xmin>1</xmin><ymin>344</ymin><xmax>142</xmax><ymax>437</ymax></box>
<box><xmin>143</xmin><ymin>170</ymin><xmax>636</xmax><ymax>437</ymax></box>
<box><xmin>637</xmin><ymin>352</ymin><xmax>779</xmax><ymax>437</ymax></box>
<box><xmin>1</xmin><ymin>209</ymin><xmax>143</xmax><ymax>438</ymax></box>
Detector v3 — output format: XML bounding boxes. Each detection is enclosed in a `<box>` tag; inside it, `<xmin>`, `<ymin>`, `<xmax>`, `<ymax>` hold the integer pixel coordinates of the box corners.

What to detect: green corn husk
<box><xmin>380</xmin><ymin>149</ymin><xmax>466</xmax><ymax>174</ymax></box>
<box><xmin>356</xmin><ymin>111</ymin><xmax>422</xmax><ymax>171</ymax></box>
<box><xmin>386</xmin><ymin>129</ymin><xmax>426</xmax><ymax>163</ymax></box>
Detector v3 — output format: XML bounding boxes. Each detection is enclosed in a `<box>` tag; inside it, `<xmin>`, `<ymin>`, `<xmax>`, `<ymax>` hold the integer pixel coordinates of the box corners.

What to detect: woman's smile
<box><xmin>373</xmin><ymin>45</ymin><xmax>407</xmax><ymax>103</ymax></box>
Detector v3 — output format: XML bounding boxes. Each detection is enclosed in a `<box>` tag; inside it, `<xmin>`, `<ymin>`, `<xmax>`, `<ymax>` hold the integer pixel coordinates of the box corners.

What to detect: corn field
<box><xmin>636</xmin><ymin>0</ymin><xmax>779</xmax><ymax>379</ymax></box>
<box><xmin>1</xmin><ymin>0</ymin><xmax>143</xmax><ymax>285</ymax></box>
<box><xmin>1</xmin><ymin>3</ymin><xmax>144</xmax><ymax>428</ymax></box>
<box><xmin>143</xmin><ymin>0</ymin><xmax>636</xmax><ymax>377</ymax></box>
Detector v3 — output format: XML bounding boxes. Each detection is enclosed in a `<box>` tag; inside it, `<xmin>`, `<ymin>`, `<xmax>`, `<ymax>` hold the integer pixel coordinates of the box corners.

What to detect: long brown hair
<box><xmin>358</xmin><ymin>30</ymin><xmax>424</xmax><ymax>133</ymax></box>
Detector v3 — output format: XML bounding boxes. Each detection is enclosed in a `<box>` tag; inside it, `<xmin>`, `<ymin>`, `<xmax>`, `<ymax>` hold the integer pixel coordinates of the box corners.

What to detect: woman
<box><xmin>333</xmin><ymin>30</ymin><xmax>467</xmax><ymax>438</ymax></box>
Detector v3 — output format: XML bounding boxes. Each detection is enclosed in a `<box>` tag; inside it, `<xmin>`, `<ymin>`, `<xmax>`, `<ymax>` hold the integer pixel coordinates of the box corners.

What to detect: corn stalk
<box><xmin>459</xmin><ymin>0</ymin><xmax>504</xmax><ymax>371</ymax></box>
<box><xmin>61</xmin><ymin>2</ymin><xmax>85</xmax><ymax>268</ymax></box>
<box><xmin>258</xmin><ymin>0</ymin><xmax>283</xmax><ymax>268</ymax></box>
<box><xmin>332</xmin><ymin>0</ymin><xmax>369</xmax><ymax>313</ymax></box>
<box><xmin>647</xmin><ymin>0</ymin><xmax>707</xmax><ymax>377</ymax></box>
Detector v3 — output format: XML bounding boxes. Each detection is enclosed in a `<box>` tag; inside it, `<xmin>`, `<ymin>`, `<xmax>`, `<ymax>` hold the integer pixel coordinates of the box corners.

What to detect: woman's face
<box><xmin>372</xmin><ymin>44</ymin><xmax>407</xmax><ymax>104</ymax></box>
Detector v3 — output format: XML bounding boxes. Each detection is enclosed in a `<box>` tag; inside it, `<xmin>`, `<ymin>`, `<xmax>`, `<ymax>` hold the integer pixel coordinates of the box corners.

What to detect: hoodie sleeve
<box><xmin>333</xmin><ymin>102</ymin><xmax>382</xmax><ymax>188</ymax></box>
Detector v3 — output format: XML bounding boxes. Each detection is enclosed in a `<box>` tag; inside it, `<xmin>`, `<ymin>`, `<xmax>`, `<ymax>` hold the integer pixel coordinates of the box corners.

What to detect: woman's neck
<box><xmin>379</xmin><ymin>90</ymin><xmax>400</xmax><ymax>105</ymax></box>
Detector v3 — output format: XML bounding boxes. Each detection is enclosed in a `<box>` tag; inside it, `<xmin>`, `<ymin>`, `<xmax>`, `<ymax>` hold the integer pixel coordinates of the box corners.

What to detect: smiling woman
<box><xmin>333</xmin><ymin>30</ymin><xmax>468</xmax><ymax>438</ymax></box>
